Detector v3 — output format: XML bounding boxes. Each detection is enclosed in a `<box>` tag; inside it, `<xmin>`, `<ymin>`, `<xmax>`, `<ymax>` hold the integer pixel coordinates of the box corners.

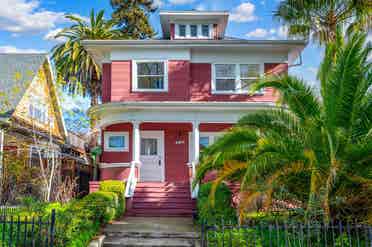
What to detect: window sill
<box><xmin>211</xmin><ymin>90</ymin><xmax>264</xmax><ymax>96</ymax></box>
<box><xmin>132</xmin><ymin>89</ymin><xmax>168</xmax><ymax>93</ymax></box>
<box><xmin>104</xmin><ymin>148</ymin><xmax>129</xmax><ymax>152</ymax></box>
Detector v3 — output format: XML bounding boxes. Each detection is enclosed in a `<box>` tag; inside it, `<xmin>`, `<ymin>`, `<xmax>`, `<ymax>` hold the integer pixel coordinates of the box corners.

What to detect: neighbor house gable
<box><xmin>12</xmin><ymin>59</ymin><xmax>67</xmax><ymax>141</ymax></box>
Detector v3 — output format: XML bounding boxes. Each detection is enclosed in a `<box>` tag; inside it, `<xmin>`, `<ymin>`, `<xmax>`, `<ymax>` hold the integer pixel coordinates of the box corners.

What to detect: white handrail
<box><xmin>190</xmin><ymin>161</ymin><xmax>199</xmax><ymax>199</ymax></box>
<box><xmin>125</xmin><ymin>161</ymin><xmax>138</xmax><ymax>197</ymax></box>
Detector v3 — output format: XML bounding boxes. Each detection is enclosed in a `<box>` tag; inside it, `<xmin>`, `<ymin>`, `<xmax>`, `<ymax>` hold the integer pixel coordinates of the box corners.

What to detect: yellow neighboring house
<box><xmin>0</xmin><ymin>54</ymin><xmax>90</xmax><ymax>193</ymax></box>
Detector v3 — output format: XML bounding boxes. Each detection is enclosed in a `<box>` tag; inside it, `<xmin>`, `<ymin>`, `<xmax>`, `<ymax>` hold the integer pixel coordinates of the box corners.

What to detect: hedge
<box><xmin>47</xmin><ymin>180</ymin><xmax>126</xmax><ymax>247</ymax></box>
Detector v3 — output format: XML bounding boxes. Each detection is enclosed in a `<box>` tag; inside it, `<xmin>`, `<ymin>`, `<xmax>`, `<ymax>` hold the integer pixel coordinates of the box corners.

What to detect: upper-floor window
<box><xmin>212</xmin><ymin>63</ymin><xmax>262</xmax><ymax>94</ymax></box>
<box><xmin>175</xmin><ymin>24</ymin><xmax>212</xmax><ymax>39</ymax></box>
<box><xmin>132</xmin><ymin>61</ymin><xmax>168</xmax><ymax>92</ymax></box>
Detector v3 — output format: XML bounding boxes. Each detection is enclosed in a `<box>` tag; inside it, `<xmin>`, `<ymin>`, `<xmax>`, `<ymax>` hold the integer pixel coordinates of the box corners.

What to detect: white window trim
<box><xmin>104</xmin><ymin>131</ymin><xmax>129</xmax><ymax>152</ymax></box>
<box><xmin>132</xmin><ymin>60</ymin><xmax>168</xmax><ymax>92</ymax></box>
<box><xmin>188</xmin><ymin>131</ymin><xmax>224</xmax><ymax>163</ymax></box>
<box><xmin>175</xmin><ymin>23</ymin><xmax>212</xmax><ymax>39</ymax></box>
<box><xmin>211</xmin><ymin>63</ymin><xmax>264</xmax><ymax>95</ymax></box>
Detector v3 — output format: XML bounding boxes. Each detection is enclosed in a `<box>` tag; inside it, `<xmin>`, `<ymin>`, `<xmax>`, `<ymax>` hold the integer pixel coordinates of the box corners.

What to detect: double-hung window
<box><xmin>212</xmin><ymin>63</ymin><xmax>261</xmax><ymax>93</ymax></box>
<box><xmin>104</xmin><ymin>132</ymin><xmax>129</xmax><ymax>152</ymax></box>
<box><xmin>29</xmin><ymin>104</ymin><xmax>48</xmax><ymax>124</ymax></box>
<box><xmin>133</xmin><ymin>61</ymin><xmax>168</xmax><ymax>92</ymax></box>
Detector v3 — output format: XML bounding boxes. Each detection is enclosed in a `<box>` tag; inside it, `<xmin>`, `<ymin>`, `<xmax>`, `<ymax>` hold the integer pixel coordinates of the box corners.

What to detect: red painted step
<box><xmin>126</xmin><ymin>182</ymin><xmax>195</xmax><ymax>217</ymax></box>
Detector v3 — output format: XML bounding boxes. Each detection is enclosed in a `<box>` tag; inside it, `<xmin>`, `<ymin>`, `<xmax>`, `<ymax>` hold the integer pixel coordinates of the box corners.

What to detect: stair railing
<box><xmin>125</xmin><ymin>161</ymin><xmax>139</xmax><ymax>198</ymax></box>
<box><xmin>190</xmin><ymin>161</ymin><xmax>199</xmax><ymax>199</ymax></box>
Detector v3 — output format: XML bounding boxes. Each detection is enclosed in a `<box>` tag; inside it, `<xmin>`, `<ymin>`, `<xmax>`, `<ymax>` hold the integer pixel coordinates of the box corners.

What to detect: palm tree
<box><xmin>196</xmin><ymin>32</ymin><xmax>372</xmax><ymax>222</ymax></box>
<box><xmin>275</xmin><ymin>0</ymin><xmax>371</xmax><ymax>44</ymax></box>
<box><xmin>52</xmin><ymin>9</ymin><xmax>125</xmax><ymax>107</ymax></box>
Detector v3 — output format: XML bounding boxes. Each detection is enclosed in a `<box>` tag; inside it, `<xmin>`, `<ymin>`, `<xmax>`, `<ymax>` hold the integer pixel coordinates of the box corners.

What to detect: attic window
<box><xmin>190</xmin><ymin>25</ymin><xmax>197</xmax><ymax>37</ymax></box>
<box><xmin>202</xmin><ymin>24</ymin><xmax>210</xmax><ymax>37</ymax></box>
<box><xmin>29</xmin><ymin>104</ymin><xmax>48</xmax><ymax>124</ymax></box>
<box><xmin>179</xmin><ymin>24</ymin><xmax>186</xmax><ymax>37</ymax></box>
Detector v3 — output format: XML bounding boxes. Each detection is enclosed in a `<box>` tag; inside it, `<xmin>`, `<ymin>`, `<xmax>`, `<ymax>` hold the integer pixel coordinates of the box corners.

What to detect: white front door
<box><xmin>139</xmin><ymin>131</ymin><xmax>164</xmax><ymax>182</ymax></box>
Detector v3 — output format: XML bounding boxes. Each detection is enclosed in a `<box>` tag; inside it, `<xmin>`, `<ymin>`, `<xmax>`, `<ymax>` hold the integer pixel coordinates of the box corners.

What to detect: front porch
<box><xmin>88</xmin><ymin>101</ymin><xmax>274</xmax><ymax>216</ymax></box>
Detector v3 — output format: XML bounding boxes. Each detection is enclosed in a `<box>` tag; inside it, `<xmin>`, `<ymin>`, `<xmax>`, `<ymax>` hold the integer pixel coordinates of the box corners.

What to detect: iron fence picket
<box><xmin>201</xmin><ymin>219</ymin><xmax>372</xmax><ymax>247</ymax></box>
<box><xmin>0</xmin><ymin>208</ymin><xmax>56</xmax><ymax>247</ymax></box>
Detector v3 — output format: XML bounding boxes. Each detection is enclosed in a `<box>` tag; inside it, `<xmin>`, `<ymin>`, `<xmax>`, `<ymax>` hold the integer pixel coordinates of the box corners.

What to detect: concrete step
<box><xmin>103</xmin><ymin>237</ymin><xmax>199</xmax><ymax>247</ymax></box>
<box><xmin>126</xmin><ymin>210</ymin><xmax>194</xmax><ymax>217</ymax></box>
<box><xmin>105</xmin><ymin>231</ymin><xmax>199</xmax><ymax>239</ymax></box>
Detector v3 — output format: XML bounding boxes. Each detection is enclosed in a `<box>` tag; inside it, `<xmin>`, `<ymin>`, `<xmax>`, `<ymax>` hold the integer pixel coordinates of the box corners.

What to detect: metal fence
<box><xmin>201</xmin><ymin>220</ymin><xmax>372</xmax><ymax>247</ymax></box>
<box><xmin>0</xmin><ymin>209</ymin><xmax>56</xmax><ymax>247</ymax></box>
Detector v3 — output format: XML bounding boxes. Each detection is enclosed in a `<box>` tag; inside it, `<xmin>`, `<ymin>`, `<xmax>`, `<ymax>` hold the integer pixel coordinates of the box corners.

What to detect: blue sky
<box><xmin>0</xmin><ymin>0</ymin><xmax>323</xmax><ymax>132</ymax></box>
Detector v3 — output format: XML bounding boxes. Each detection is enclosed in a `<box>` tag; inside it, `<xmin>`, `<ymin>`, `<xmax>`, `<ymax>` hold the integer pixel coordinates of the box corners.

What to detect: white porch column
<box><xmin>192</xmin><ymin>121</ymin><xmax>200</xmax><ymax>163</ymax></box>
<box><xmin>132</xmin><ymin>121</ymin><xmax>141</xmax><ymax>163</ymax></box>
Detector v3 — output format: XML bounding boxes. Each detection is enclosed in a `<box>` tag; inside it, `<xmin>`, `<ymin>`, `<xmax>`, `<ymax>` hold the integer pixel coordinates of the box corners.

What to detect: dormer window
<box><xmin>175</xmin><ymin>24</ymin><xmax>212</xmax><ymax>39</ymax></box>
<box><xmin>202</xmin><ymin>24</ymin><xmax>210</xmax><ymax>37</ymax></box>
<box><xmin>179</xmin><ymin>24</ymin><xmax>186</xmax><ymax>37</ymax></box>
<box><xmin>190</xmin><ymin>25</ymin><xmax>198</xmax><ymax>37</ymax></box>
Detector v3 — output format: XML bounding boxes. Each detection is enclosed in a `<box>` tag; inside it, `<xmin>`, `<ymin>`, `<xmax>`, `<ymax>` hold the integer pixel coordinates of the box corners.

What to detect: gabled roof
<box><xmin>0</xmin><ymin>53</ymin><xmax>68</xmax><ymax>140</ymax></box>
<box><xmin>0</xmin><ymin>53</ymin><xmax>48</xmax><ymax>118</ymax></box>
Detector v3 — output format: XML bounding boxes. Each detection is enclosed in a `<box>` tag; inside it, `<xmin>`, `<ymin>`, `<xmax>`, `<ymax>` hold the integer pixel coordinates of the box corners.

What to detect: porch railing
<box><xmin>190</xmin><ymin>161</ymin><xmax>199</xmax><ymax>199</ymax></box>
<box><xmin>125</xmin><ymin>161</ymin><xmax>138</xmax><ymax>198</ymax></box>
<box><xmin>201</xmin><ymin>219</ymin><xmax>372</xmax><ymax>247</ymax></box>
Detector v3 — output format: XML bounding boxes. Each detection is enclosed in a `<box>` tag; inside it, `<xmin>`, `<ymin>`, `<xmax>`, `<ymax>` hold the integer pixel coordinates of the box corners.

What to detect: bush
<box><xmin>99</xmin><ymin>180</ymin><xmax>126</xmax><ymax>217</ymax></box>
<box><xmin>197</xmin><ymin>182</ymin><xmax>237</xmax><ymax>224</ymax></box>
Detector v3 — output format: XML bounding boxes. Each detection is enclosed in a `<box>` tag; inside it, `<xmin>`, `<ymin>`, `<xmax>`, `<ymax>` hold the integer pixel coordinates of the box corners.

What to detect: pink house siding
<box><xmin>101</xmin><ymin>123</ymin><xmax>133</xmax><ymax>163</ymax></box>
<box><xmin>102</xmin><ymin>63</ymin><xmax>111</xmax><ymax>103</ymax></box>
<box><xmin>110</xmin><ymin>60</ymin><xmax>190</xmax><ymax>101</ymax></box>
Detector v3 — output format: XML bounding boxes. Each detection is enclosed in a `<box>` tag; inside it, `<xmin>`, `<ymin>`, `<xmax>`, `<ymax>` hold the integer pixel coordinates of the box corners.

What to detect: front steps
<box><xmin>126</xmin><ymin>182</ymin><xmax>196</xmax><ymax>217</ymax></box>
<box><xmin>103</xmin><ymin>217</ymin><xmax>200</xmax><ymax>247</ymax></box>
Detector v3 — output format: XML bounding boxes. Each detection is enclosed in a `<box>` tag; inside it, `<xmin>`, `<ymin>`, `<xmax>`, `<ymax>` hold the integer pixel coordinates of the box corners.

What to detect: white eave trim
<box><xmin>99</xmin><ymin>162</ymin><xmax>131</xmax><ymax>169</ymax></box>
<box><xmin>89</xmin><ymin>101</ymin><xmax>276</xmax><ymax>116</ymax></box>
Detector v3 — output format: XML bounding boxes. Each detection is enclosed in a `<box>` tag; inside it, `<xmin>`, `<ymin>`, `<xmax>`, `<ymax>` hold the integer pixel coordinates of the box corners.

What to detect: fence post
<box><xmin>50</xmin><ymin>209</ymin><xmax>56</xmax><ymax>247</ymax></box>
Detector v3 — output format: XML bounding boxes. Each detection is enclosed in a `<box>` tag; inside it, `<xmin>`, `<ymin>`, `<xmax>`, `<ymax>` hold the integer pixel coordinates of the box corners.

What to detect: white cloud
<box><xmin>0</xmin><ymin>45</ymin><xmax>45</xmax><ymax>53</ymax></box>
<box><xmin>152</xmin><ymin>0</ymin><xmax>164</xmax><ymax>8</ymax></box>
<box><xmin>0</xmin><ymin>0</ymin><xmax>86</xmax><ymax>34</ymax></box>
<box><xmin>168</xmin><ymin>0</ymin><xmax>195</xmax><ymax>5</ymax></box>
<box><xmin>307</xmin><ymin>66</ymin><xmax>318</xmax><ymax>74</ymax></box>
<box><xmin>195</xmin><ymin>3</ymin><xmax>206</xmax><ymax>11</ymax></box>
<box><xmin>246</xmin><ymin>26</ymin><xmax>288</xmax><ymax>40</ymax></box>
<box><xmin>43</xmin><ymin>28</ymin><xmax>66</xmax><ymax>42</ymax></box>
<box><xmin>230</xmin><ymin>2</ymin><xmax>257</xmax><ymax>23</ymax></box>
<box><xmin>246</xmin><ymin>28</ymin><xmax>268</xmax><ymax>38</ymax></box>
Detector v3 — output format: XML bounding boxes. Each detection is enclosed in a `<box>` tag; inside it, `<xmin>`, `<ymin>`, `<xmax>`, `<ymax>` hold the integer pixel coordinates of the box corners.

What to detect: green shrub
<box><xmin>99</xmin><ymin>180</ymin><xmax>126</xmax><ymax>217</ymax></box>
<box><xmin>197</xmin><ymin>182</ymin><xmax>237</xmax><ymax>224</ymax></box>
<box><xmin>53</xmin><ymin>191</ymin><xmax>120</xmax><ymax>247</ymax></box>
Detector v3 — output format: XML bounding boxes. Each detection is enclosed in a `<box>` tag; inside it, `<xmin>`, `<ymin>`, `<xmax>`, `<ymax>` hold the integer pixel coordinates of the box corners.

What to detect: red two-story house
<box><xmin>83</xmin><ymin>11</ymin><xmax>306</xmax><ymax>217</ymax></box>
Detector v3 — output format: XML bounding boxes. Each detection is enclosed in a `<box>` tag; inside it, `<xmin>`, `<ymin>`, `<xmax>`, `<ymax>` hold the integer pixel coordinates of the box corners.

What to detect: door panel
<box><xmin>140</xmin><ymin>131</ymin><xmax>164</xmax><ymax>182</ymax></box>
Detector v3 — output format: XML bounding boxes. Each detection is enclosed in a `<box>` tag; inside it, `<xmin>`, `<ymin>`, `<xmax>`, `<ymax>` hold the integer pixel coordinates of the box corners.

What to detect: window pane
<box><xmin>241</xmin><ymin>79</ymin><xmax>256</xmax><ymax>90</ymax></box>
<box><xmin>202</xmin><ymin>25</ymin><xmax>209</xmax><ymax>37</ymax></box>
<box><xmin>240</xmin><ymin>64</ymin><xmax>260</xmax><ymax>78</ymax></box>
<box><xmin>138</xmin><ymin>76</ymin><xmax>164</xmax><ymax>89</ymax></box>
<box><xmin>199</xmin><ymin>137</ymin><xmax>210</xmax><ymax>149</ymax></box>
<box><xmin>215</xmin><ymin>64</ymin><xmax>236</xmax><ymax>77</ymax></box>
<box><xmin>137</xmin><ymin>62</ymin><xmax>164</xmax><ymax>75</ymax></box>
<box><xmin>141</xmin><ymin>138</ymin><xmax>158</xmax><ymax>155</ymax></box>
<box><xmin>179</xmin><ymin>25</ymin><xmax>186</xmax><ymax>37</ymax></box>
<box><xmin>216</xmin><ymin>79</ymin><xmax>236</xmax><ymax>91</ymax></box>
<box><xmin>109</xmin><ymin>136</ymin><xmax>125</xmax><ymax>148</ymax></box>
<box><xmin>190</xmin><ymin>25</ymin><xmax>197</xmax><ymax>37</ymax></box>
